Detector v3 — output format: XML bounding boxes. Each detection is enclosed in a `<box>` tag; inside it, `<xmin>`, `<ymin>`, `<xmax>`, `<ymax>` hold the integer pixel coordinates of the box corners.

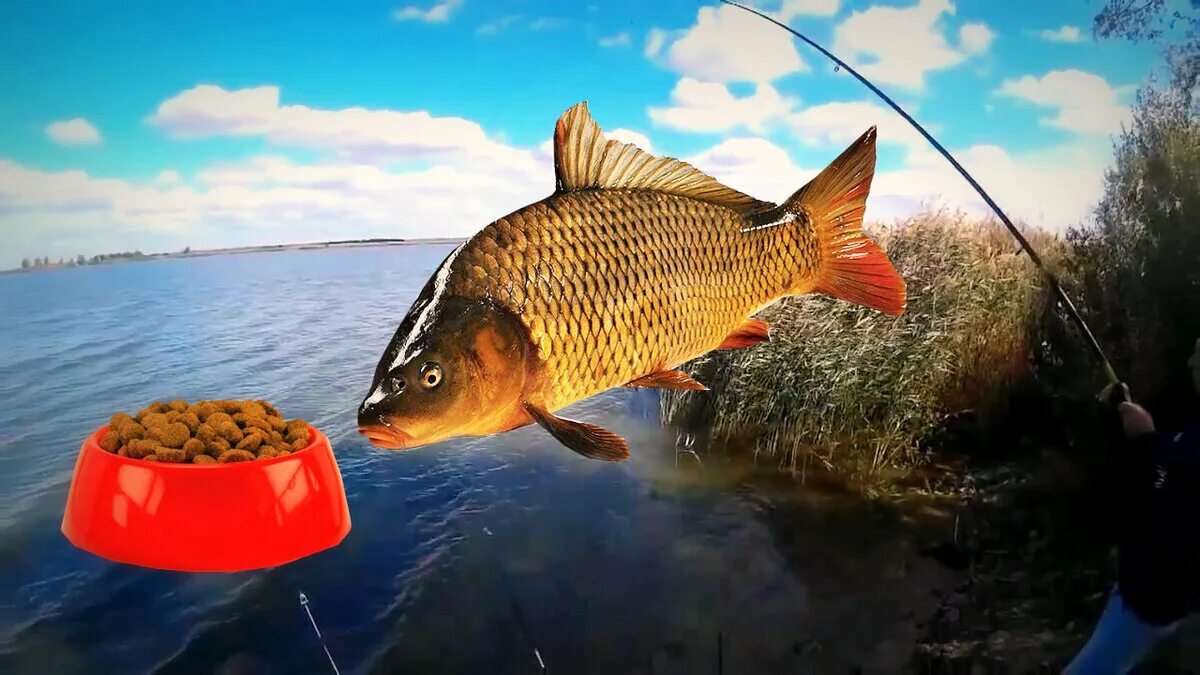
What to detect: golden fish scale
<box><xmin>447</xmin><ymin>189</ymin><xmax>822</xmax><ymax>411</ymax></box>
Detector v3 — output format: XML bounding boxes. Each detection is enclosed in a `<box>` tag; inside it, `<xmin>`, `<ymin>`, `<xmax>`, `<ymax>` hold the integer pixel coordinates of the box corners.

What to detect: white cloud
<box><xmin>6</xmin><ymin>83</ymin><xmax>1112</xmax><ymax>270</ymax></box>
<box><xmin>5</xmin><ymin>85</ymin><xmax>588</xmax><ymax>268</ymax></box>
<box><xmin>649</xmin><ymin>78</ymin><xmax>795</xmax><ymax>133</ymax></box>
<box><xmin>0</xmin><ymin>133</ymin><xmax>1112</xmax><ymax>271</ymax></box>
<box><xmin>477</xmin><ymin>15</ymin><xmax>520</xmax><ymax>35</ymax></box>
<box><xmin>529</xmin><ymin>17</ymin><xmax>566</xmax><ymax>31</ymax></box>
<box><xmin>680</xmin><ymin>131</ymin><xmax>1110</xmax><ymax>233</ymax></box>
<box><xmin>650</xmin><ymin>5</ymin><xmax>808</xmax><ymax>83</ymax></box>
<box><xmin>688</xmin><ymin>137</ymin><xmax>814</xmax><ymax>203</ymax></box>
<box><xmin>832</xmin><ymin>0</ymin><xmax>993</xmax><ymax>90</ymax></box>
<box><xmin>779</xmin><ymin>0</ymin><xmax>840</xmax><ymax>20</ymax></box>
<box><xmin>147</xmin><ymin>84</ymin><xmax>540</xmax><ymax>169</ymax></box>
<box><xmin>45</xmin><ymin>118</ymin><xmax>101</xmax><ymax>146</ymax></box>
<box><xmin>959</xmin><ymin>23</ymin><xmax>994</xmax><ymax>54</ymax></box>
<box><xmin>392</xmin><ymin>0</ymin><xmax>462</xmax><ymax>23</ymax></box>
<box><xmin>0</xmin><ymin>148</ymin><xmax>553</xmax><ymax>269</ymax></box>
<box><xmin>995</xmin><ymin>69</ymin><xmax>1131</xmax><ymax>134</ymax></box>
<box><xmin>787</xmin><ymin>100</ymin><xmax>931</xmax><ymax>151</ymax></box>
<box><xmin>644</xmin><ymin>28</ymin><xmax>668</xmax><ymax>57</ymax></box>
<box><xmin>606</xmin><ymin>128</ymin><xmax>654</xmax><ymax>153</ymax></box>
<box><xmin>684</xmin><ymin>127</ymin><xmax>1110</xmax><ymax>233</ymax></box>
<box><xmin>872</xmin><ymin>141</ymin><xmax>1109</xmax><ymax>230</ymax></box>
<box><xmin>599</xmin><ymin>31</ymin><xmax>631</xmax><ymax>48</ymax></box>
<box><xmin>1037</xmin><ymin>25</ymin><xmax>1084</xmax><ymax>43</ymax></box>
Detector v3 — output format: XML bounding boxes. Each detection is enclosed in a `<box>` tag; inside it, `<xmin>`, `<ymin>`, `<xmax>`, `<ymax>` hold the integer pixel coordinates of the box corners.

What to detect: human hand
<box><xmin>1097</xmin><ymin>381</ymin><xmax>1131</xmax><ymax>406</ymax></box>
<box><xmin>1117</xmin><ymin>401</ymin><xmax>1155</xmax><ymax>437</ymax></box>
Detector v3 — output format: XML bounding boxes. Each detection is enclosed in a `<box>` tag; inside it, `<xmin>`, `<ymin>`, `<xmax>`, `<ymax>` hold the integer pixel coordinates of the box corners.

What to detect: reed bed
<box><xmin>662</xmin><ymin>211</ymin><xmax>1064</xmax><ymax>482</ymax></box>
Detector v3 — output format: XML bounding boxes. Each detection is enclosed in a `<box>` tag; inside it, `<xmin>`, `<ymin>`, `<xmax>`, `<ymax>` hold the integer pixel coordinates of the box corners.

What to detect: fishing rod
<box><xmin>720</xmin><ymin>0</ymin><xmax>1121</xmax><ymax>386</ymax></box>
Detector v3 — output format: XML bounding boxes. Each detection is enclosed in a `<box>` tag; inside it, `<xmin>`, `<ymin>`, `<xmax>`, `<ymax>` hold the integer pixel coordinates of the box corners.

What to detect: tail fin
<box><xmin>784</xmin><ymin>127</ymin><xmax>906</xmax><ymax>315</ymax></box>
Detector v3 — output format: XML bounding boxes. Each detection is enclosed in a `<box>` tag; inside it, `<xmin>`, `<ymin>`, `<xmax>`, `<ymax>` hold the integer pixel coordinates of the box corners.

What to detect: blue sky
<box><xmin>0</xmin><ymin>0</ymin><xmax>1163</xmax><ymax>269</ymax></box>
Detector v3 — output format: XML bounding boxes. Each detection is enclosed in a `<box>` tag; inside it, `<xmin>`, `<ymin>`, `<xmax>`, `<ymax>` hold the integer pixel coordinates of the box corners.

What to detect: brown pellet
<box><xmin>140</xmin><ymin>412</ymin><xmax>169</xmax><ymax>429</ymax></box>
<box><xmin>235</xmin><ymin>432</ymin><xmax>264</xmax><ymax>452</ymax></box>
<box><xmin>100</xmin><ymin>399</ymin><xmax>310</xmax><ymax>463</ymax></box>
<box><xmin>241</xmin><ymin>401</ymin><xmax>268</xmax><ymax>418</ymax></box>
<box><xmin>196</xmin><ymin>423</ymin><xmax>216</xmax><ymax>443</ymax></box>
<box><xmin>156</xmin><ymin>447</ymin><xmax>187</xmax><ymax>463</ymax></box>
<box><xmin>182</xmin><ymin>438</ymin><xmax>206</xmax><ymax>460</ymax></box>
<box><xmin>148</xmin><ymin>422</ymin><xmax>191</xmax><ymax>449</ymax></box>
<box><xmin>177</xmin><ymin>412</ymin><xmax>201</xmax><ymax>434</ymax></box>
<box><xmin>99</xmin><ymin>430</ymin><xmax>122</xmax><ymax>453</ymax></box>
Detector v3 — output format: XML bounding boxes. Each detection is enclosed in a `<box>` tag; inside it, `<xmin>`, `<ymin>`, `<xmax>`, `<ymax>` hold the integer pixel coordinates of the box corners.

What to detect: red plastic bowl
<box><xmin>61</xmin><ymin>425</ymin><xmax>351</xmax><ymax>572</ymax></box>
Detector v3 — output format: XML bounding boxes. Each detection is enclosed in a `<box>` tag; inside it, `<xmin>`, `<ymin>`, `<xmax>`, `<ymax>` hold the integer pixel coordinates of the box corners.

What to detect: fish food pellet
<box><xmin>182</xmin><ymin>438</ymin><xmax>206</xmax><ymax>460</ymax></box>
<box><xmin>156</xmin><ymin>447</ymin><xmax>187</xmax><ymax>463</ymax></box>
<box><xmin>140</xmin><ymin>412</ymin><xmax>169</xmax><ymax>429</ymax></box>
<box><xmin>99</xmin><ymin>430</ymin><xmax>122</xmax><ymax>453</ymax></box>
<box><xmin>99</xmin><ymin>400</ymin><xmax>311</xmax><ymax>463</ymax></box>
<box><xmin>218</xmin><ymin>449</ymin><xmax>256</xmax><ymax>463</ymax></box>
<box><xmin>148</xmin><ymin>422</ymin><xmax>191</xmax><ymax>449</ymax></box>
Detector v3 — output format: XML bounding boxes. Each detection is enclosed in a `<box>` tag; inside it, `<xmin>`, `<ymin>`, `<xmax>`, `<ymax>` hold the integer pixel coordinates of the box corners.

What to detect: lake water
<box><xmin>0</xmin><ymin>246</ymin><xmax>953</xmax><ymax>674</ymax></box>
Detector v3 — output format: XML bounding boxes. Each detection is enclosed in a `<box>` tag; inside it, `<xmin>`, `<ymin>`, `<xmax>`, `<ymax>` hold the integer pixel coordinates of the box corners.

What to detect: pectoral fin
<box><xmin>718</xmin><ymin>318</ymin><xmax>770</xmax><ymax>349</ymax></box>
<box><xmin>523</xmin><ymin>401</ymin><xmax>630</xmax><ymax>462</ymax></box>
<box><xmin>625</xmin><ymin>369</ymin><xmax>708</xmax><ymax>391</ymax></box>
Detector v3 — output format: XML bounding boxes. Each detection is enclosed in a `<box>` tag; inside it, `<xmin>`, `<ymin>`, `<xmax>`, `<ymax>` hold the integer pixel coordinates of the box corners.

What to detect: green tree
<box><xmin>76</xmin><ymin>255</ymin><xmax>86</xmax><ymax>266</ymax></box>
<box><xmin>1095</xmin><ymin>0</ymin><xmax>1199</xmax><ymax>95</ymax></box>
<box><xmin>20</xmin><ymin>258</ymin><xmax>30</xmax><ymax>269</ymax></box>
<box><xmin>1068</xmin><ymin>82</ymin><xmax>1200</xmax><ymax>410</ymax></box>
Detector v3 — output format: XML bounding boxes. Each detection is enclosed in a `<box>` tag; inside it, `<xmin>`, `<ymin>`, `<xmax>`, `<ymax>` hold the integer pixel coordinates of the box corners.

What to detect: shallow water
<box><xmin>0</xmin><ymin>246</ymin><xmax>952</xmax><ymax>674</ymax></box>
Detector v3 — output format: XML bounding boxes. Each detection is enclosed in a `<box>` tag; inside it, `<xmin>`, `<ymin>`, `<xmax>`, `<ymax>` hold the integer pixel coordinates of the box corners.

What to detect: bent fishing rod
<box><xmin>721</xmin><ymin>0</ymin><xmax>1121</xmax><ymax>386</ymax></box>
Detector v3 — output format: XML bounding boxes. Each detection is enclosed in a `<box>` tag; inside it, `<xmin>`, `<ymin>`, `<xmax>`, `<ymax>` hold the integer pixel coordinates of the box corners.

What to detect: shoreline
<box><xmin>2</xmin><ymin>237</ymin><xmax>467</xmax><ymax>275</ymax></box>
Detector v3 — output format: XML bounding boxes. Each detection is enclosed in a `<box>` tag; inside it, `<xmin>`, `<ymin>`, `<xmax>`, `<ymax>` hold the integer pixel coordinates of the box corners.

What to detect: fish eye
<box><xmin>420</xmin><ymin>362</ymin><xmax>443</xmax><ymax>389</ymax></box>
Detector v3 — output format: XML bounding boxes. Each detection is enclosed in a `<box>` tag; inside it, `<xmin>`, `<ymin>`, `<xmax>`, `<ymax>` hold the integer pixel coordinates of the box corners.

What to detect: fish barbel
<box><xmin>358</xmin><ymin>102</ymin><xmax>905</xmax><ymax>460</ymax></box>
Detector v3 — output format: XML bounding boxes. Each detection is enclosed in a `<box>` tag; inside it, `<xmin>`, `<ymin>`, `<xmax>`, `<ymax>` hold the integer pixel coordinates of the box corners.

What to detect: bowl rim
<box><xmin>85</xmin><ymin>423</ymin><xmax>325</xmax><ymax>470</ymax></box>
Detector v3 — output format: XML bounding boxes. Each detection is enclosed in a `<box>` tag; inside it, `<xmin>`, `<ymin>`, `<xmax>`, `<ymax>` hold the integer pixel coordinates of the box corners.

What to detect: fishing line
<box><xmin>299</xmin><ymin>591</ymin><xmax>342</xmax><ymax>675</ymax></box>
<box><xmin>483</xmin><ymin>526</ymin><xmax>549</xmax><ymax>673</ymax></box>
<box><xmin>720</xmin><ymin>0</ymin><xmax>1121</xmax><ymax>385</ymax></box>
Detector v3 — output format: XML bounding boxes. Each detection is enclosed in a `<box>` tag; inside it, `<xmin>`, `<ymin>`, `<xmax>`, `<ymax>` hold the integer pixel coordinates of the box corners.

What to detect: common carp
<box><xmin>358</xmin><ymin>102</ymin><xmax>905</xmax><ymax>461</ymax></box>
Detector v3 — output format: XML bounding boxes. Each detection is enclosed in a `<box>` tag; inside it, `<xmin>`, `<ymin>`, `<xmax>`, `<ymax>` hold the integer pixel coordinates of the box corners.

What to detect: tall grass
<box><xmin>662</xmin><ymin>211</ymin><xmax>1061</xmax><ymax>483</ymax></box>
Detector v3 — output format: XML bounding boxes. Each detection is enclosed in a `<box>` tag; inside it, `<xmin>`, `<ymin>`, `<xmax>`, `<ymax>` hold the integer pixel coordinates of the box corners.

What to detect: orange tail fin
<box><xmin>783</xmin><ymin>127</ymin><xmax>906</xmax><ymax>315</ymax></box>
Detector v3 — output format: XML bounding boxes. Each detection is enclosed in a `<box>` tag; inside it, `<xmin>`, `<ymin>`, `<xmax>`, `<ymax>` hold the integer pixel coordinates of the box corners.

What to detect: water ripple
<box><xmin>0</xmin><ymin>247</ymin><xmax>837</xmax><ymax>675</ymax></box>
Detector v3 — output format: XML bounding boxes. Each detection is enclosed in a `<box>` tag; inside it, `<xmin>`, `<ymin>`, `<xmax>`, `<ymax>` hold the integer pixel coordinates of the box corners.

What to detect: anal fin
<box><xmin>717</xmin><ymin>318</ymin><xmax>770</xmax><ymax>350</ymax></box>
<box><xmin>523</xmin><ymin>401</ymin><xmax>630</xmax><ymax>462</ymax></box>
<box><xmin>625</xmin><ymin>369</ymin><xmax>708</xmax><ymax>391</ymax></box>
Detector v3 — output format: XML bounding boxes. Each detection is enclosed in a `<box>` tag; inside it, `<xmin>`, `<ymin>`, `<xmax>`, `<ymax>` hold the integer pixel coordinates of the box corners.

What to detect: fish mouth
<box><xmin>357</xmin><ymin>424</ymin><xmax>412</xmax><ymax>450</ymax></box>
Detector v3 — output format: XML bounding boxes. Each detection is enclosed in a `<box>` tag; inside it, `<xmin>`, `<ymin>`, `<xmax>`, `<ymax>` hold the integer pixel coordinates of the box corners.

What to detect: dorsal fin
<box><xmin>552</xmin><ymin>101</ymin><xmax>770</xmax><ymax>213</ymax></box>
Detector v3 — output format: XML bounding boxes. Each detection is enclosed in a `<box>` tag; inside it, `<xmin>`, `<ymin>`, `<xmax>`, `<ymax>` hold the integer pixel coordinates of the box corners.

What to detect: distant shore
<box><xmin>2</xmin><ymin>237</ymin><xmax>467</xmax><ymax>275</ymax></box>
